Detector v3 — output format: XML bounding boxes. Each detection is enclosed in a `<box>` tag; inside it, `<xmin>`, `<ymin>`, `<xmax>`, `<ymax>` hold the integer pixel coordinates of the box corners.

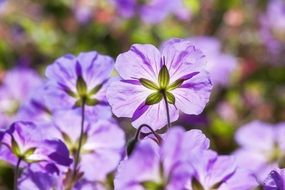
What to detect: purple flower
<box><xmin>112</xmin><ymin>0</ymin><xmax>190</xmax><ymax>24</ymax></box>
<box><xmin>18</xmin><ymin>164</ymin><xmax>65</xmax><ymax>190</ymax></box>
<box><xmin>114</xmin><ymin>127</ymin><xmax>210</xmax><ymax>190</ymax></box>
<box><xmin>187</xmin><ymin>36</ymin><xmax>237</xmax><ymax>86</ymax></box>
<box><xmin>73</xmin><ymin>179</ymin><xmax>110</xmax><ymax>190</ymax></box>
<box><xmin>44</xmin><ymin>51</ymin><xmax>113</xmax><ymax>112</ymax></box>
<box><xmin>260</xmin><ymin>0</ymin><xmax>285</xmax><ymax>56</ymax></box>
<box><xmin>16</xmin><ymin>87</ymin><xmax>52</xmax><ymax>126</ymax></box>
<box><xmin>263</xmin><ymin>169</ymin><xmax>285</xmax><ymax>190</ymax></box>
<box><xmin>0</xmin><ymin>68</ymin><xmax>42</xmax><ymax>128</ymax></box>
<box><xmin>49</xmin><ymin>110</ymin><xmax>125</xmax><ymax>184</ymax></box>
<box><xmin>107</xmin><ymin>38</ymin><xmax>212</xmax><ymax>131</ymax></box>
<box><xmin>73</xmin><ymin>1</ymin><xmax>96</xmax><ymax>24</ymax></box>
<box><xmin>0</xmin><ymin>121</ymin><xmax>72</xmax><ymax>167</ymax></box>
<box><xmin>186</xmin><ymin>150</ymin><xmax>258</xmax><ymax>190</ymax></box>
<box><xmin>234</xmin><ymin>121</ymin><xmax>285</xmax><ymax>180</ymax></box>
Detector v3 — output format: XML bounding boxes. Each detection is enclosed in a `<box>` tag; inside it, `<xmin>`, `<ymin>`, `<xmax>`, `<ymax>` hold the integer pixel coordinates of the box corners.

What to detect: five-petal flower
<box><xmin>107</xmin><ymin>38</ymin><xmax>212</xmax><ymax>130</ymax></box>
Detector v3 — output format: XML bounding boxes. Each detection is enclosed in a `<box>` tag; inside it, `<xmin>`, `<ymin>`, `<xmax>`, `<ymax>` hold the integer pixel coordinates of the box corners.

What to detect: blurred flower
<box><xmin>107</xmin><ymin>38</ymin><xmax>212</xmax><ymax>131</ymax></box>
<box><xmin>18</xmin><ymin>162</ymin><xmax>65</xmax><ymax>190</ymax></box>
<box><xmin>263</xmin><ymin>168</ymin><xmax>285</xmax><ymax>190</ymax></box>
<box><xmin>234</xmin><ymin>121</ymin><xmax>285</xmax><ymax>180</ymax></box>
<box><xmin>0</xmin><ymin>0</ymin><xmax>8</xmax><ymax>14</ymax></box>
<box><xmin>187</xmin><ymin>36</ymin><xmax>237</xmax><ymax>86</ymax></box>
<box><xmin>115</xmin><ymin>127</ymin><xmax>210</xmax><ymax>190</ymax></box>
<box><xmin>44</xmin><ymin>51</ymin><xmax>113</xmax><ymax>112</ymax></box>
<box><xmin>0</xmin><ymin>121</ymin><xmax>72</xmax><ymax>168</ymax></box>
<box><xmin>112</xmin><ymin>0</ymin><xmax>190</xmax><ymax>24</ymax></box>
<box><xmin>49</xmin><ymin>110</ymin><xmax>125</xmax><ymax>185</ymax></box>
<box><xmin>73</xmin><ymin>0</ymin><xmax>97</xmax><ymax>24</ymax></box>
<box><xmin>16</xmin><ymin>87</ymin><xmax>52</xmax><ymax>126</ymax></box>
<box><xmin>0</xmin><ymin>68</ymin><xmax>42</xmax><ymax>129</ymax></box>
<box><xmin>260</xmin><ymin>0</ymin><xmax>285</xmax><ymax>56</ymax></box>
<box><xmin>186</xmin><ymin>150</ymin><xmax>257</xmax><ymax>190</ymax></box>
<box><xmin>223</xmin><ymin>9</ymin><xmax>244</xmax><ymax>27</ymax></box>
<box><xmin>217</xmin><ymin>101</ymin><xmax>237</xmax><ymax>123</ymax></box>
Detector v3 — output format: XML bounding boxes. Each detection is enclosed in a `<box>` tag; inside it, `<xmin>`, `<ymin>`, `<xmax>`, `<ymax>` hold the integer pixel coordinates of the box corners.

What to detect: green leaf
<box><xmin>85</xmin><ymin>98</ymin><xmax>98</xmax><ymax>106</ymax></box>
<box><xmin>76</xmin><ymin>76</ymin><xmax>87</xmax><ymax>97</ymax></box>
<box><xmin>82</xmin><ymin>133</ymin><xmax>88</xmax><ymax>146</ymax></box>
<box><xmin>66</xmin><ymin>89</ymin><xmax>78</xmax><ymax>98</ymax></box>
<box><xmin>11</xmin><ymin>137</ymin><xmax>21</xmax><ymax>156</ymax></box>
<box><xmin>140</xmin><ymin>78</ymin><xmax>159</xmax><ymax>90</ymax></box>
<box><xmin>23</xmin><ymin>147</ymin><xmax>36</xmax><ymax>158</ymax></box>
<box><xmin>191</xmin><ymin>178</ymin><xmax>205</xmax><ymax>190</ymax></box>
<box><xmin>145</xmin><ymin>92</ymin><xmax>163</xmax><ymax>105</ymax></box>
<box><xmin>62</xmin><ymin>132</ymin><xmax>72</xmax><ymax>146</ymax></box>
<box><xmin>167</xmin><ymin>79</ymin><xmax>184</xmax><ymax>91</ymax></box>
<box><xmin>141</xmin><ymin>181</ymin><xmax>164</xmax><ymax>190</ymax></box>
<box><xmin>74</xmin><ymin>99</ymin><xmax>83</xmax><ymax>107</ymax></box>
<box><xmin>211</xmin><ymin>181</ymin><xmax>223</xmax><ymax>189</ymax></box>
<box><xmin>165</xmin><ymin>92</ymin><xmax>175</xmax><ymax>104</ymax></box>
<box><xmin>89</xmin><ymin>84</ymin><xmax>103</xmax><ymax>95</ymax></box>
<box><xmin>158</xmin><ymin>65</ymin><xmax>170</xmax><ymax>89</ymax></box>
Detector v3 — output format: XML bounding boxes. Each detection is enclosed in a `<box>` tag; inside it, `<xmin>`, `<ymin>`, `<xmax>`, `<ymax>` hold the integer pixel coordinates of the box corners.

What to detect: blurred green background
<box><xmin>0</xmin><ymin>0</ymin><xmax>285</xmax><ymax>188</ymax></box>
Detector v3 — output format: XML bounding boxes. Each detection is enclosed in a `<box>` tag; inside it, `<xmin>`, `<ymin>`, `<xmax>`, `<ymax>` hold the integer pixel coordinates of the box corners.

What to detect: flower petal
<box><xmin>132</xmin><ymin>101</ymin><xmax>179</xmax><ymax>131</ymax></box>
<box><xmin>76</xmin><ymin>51</ymin><xmax>114</xmax><ymax>90</ymax></box>
<box><xmin>172</xmin><ymin>71</ymin><xmax>212</xmax><ymax>115</ymax></box>
<box><xmin>114</xmin><ymin>140</ymin><xmax>160</xmax><ymax>190</ymax></box>
<box><xmin>115</xmin><ymin>44</ymin><xmax>161</xmax><ymax>82</ymax></box>
<box><xmin>235</xmin><ymin>121</ymin><xmax>275</xmax><ymax>150</ymax></box>
<box><xmin>160</xmin><ymin>38</ymin><xmax>208</xmax><ymax>83</ymax></box>
<box><xmin>106</xmin><ymin>80</ymin><xmax>150</xmax><ymax>118</ymax></box>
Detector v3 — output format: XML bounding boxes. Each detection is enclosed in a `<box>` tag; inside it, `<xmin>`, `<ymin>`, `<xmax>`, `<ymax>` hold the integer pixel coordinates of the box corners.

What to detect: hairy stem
<box><xmin>162</xmin><ymin>92</ymin><xmax>171</xmax><ymax>130</ymax></box>
<box><xmin>72</xmin><ymin>99</ymin><xmax>86</xmax><ymax>179</ymax></box>
<box><xmin>135</xmin><ymin>124</ymin><xmax>159</xmax><ymax>141</ymax></box>
<box><xmin>14</xmin><ymin>157</ymin><xmax>22</xmax><ymax>190</ymax></box>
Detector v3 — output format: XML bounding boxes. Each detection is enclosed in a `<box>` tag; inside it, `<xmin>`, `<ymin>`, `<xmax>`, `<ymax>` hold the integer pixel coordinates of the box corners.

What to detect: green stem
<box><xmin>14</xmin><ymin>157</ymin><xmax>22</xmax><ymax>190</ymax></box>
<box><xmin>72</xmin><ymin>99</ymin><xmax>86</xmax><ymax>179</ymax></box>
<box><xmin>162</xmin><ymin>92</ymin><xmax>171</xmax><ymax>130</ymax></box>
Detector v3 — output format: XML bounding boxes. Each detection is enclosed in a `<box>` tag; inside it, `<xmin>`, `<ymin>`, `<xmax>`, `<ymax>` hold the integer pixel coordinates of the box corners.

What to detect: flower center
<box><xmin>139</xmin><ymin>65</ymin><xmax>184</xmax><ymax>105</ymax></box>
<box><xmin>65</xmin><ymin>76</ymin><xmax>103</xmax><ymax>107</ymax></box>
<box><xmin>268</xmin><ymin>143</ymin><xmax>285</xmax><ymax>166</ymax></box>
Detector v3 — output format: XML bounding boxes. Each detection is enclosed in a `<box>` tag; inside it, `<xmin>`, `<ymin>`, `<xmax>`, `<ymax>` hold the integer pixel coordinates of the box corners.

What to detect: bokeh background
<box><xmin>0</xmin><ymin>0</ymin><xmax>285</xmax><ymax>188</ymax></box>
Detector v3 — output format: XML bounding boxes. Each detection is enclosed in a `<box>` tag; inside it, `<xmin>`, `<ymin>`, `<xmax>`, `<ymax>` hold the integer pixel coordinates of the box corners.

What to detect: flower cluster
<box><xmin>112</xmin><ymin>0</ymin><xmax>190</xmax><ymax>24</ymax></box>
<box><xmin>0</xmin><ymin>37</ymin><xmax>283</xmax><ymax>190</ymax></box>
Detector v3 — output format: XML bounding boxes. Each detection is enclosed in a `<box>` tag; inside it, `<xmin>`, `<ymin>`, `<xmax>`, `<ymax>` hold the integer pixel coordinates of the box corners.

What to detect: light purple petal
<box><xmin>219</xmin><ymin>169</ymin><xmax>258</xmax><ymax>190</ymax></box>
<box><xmin>160</xmin><ymin>38</ymin><xmax>208</xmax><ymax>83</ymax></box>
<box><xmin>172</xmin><ymin>71</ymin><xmax>212</xmax><ymax>115</ymax></box>
<box><xmin>114</xmin><ymin>140</ymin><xmax>160</xmax><ymax>190</ymax></box>
<box><xmin>115</xmin><ymin>44</ymin><xmax>161</xmax><ymax>82</ymax></box>
<box><xmin>235</xmin><ymin>120</ymin><xmax>275</xmax><ymax>150</ymax></box>
<box><xmin>106</xmin><ymin>80</ymin><xmax>150</xmax><ymax>119</ymax></box>
<box><xmin>131</xmin><ymin>101</ymin><xmax>179</xmax><ymax>131</ymax></box>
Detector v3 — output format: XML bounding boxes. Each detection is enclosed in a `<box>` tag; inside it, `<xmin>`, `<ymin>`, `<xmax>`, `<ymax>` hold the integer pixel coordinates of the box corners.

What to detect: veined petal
<box><xmin>76</xmin><ymin>51</ymin><xmax>114</xmax><ymax>91</ymax></box>
<box><xmin>115</xmin><ymin>44</ymin><xmax>161</xmax><ymax>82</ymax></box>
<box><xmin>114</xmin><ymin>140</ymin><xmax>160</xmax><ymax>190</ymax></box>
<box><xmin>160</xmin><ymin>38</ymin><xmax>207</xmax><ymax>83</ymax></box>
<box><xmin>172</xmin><ymin>71</ymin><xmax>212</xmax><ymax>115</ymax></box>
<box><xmin>132</xmin><ymin>101</ymin><xmax>179</xmax><ymax>131</ymax></box>
<box><xmin>106</xmin><ymin>80</ymin><xmax>151</xmax><ymax>118</ymax></box>
<box><xmin>45</xmin><ymin>54</ymin><xmax>77</xmax><ymax>90</ymax></box>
